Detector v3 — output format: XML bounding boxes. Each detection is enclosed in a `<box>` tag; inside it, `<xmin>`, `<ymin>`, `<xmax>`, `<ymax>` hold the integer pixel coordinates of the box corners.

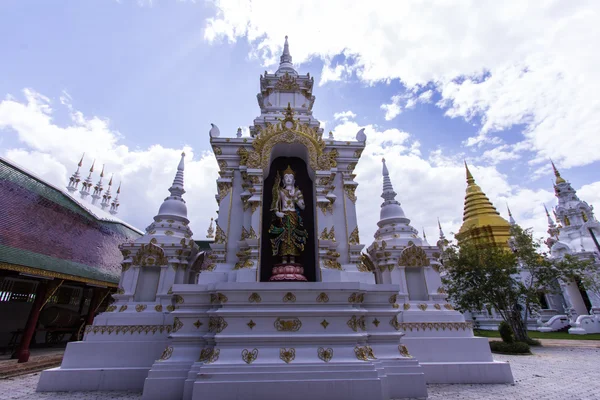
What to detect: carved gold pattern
<box><xmin>132</xmin><ymin>243</ymin><xmax>168</xmax><ymax>266</ymax></box>
<box><xmin>348</xmin><ymin>227</ymin><xmax>360</xmax><ymax>245</ymax></box>
<box><xmin>199</xmin><ymin>348</ymin><xmax>220</xmax><ymax>364</ymax></box>
<box><xmin>237</xmin><ymin>146</ymin><xmax>249</xmax><ymax>166</ymax></box>
<box><xmin>397</xmin><ymin>321</ymin><xmax>473</xmax><ymax>331</ymax></box>
<box><xmin>164</xmin><ymin>230</ymin><xmax>174</xmax><ymax>236</ymax></box>
<box><xmin>389</xmin><ymin>294</ymin><xmax>397</xmax><ymax>305</ymax></box>
<box><xmin>214</xmin><ymin>223</ymin><xmax>227</xmax><ymax>244</ymax></box>
<box><xmin>249</xmin><ymin>292</ymin><xmax>262</xmax><ymax>303</ymax></box>
<box><xmin>119</xmin><ymin>305</ymin><xmax>127</xmax><ymax>312</ymax></box>
<box><xmin>323</xmin><ymin>259</ymin><xmax>342</xmax><ymax>270</ymax></box>
<box><xmin>106</xmin><ymin>305</ymin><xmax>116</xmax><ymax>312</ymax></box>
<box><xmin>398</xmin><ymin>345</ymin><xmax>412</xmax><ymax>357</ymax></box>
<box><xmin>403</xmin><ymin>303</ymin><xmax>410</xmax><ymax>310</ymax></box>
<box><xmin>444</xmin><ymin>303</ymin><xmax>454</xmax><ymax>310</ymax></box>
<box><xmin>174</xmin><ymin>295</ymin><xmax>184</xmax><ymax>304</ymax></box>
<box><xmin>319</xmin><ymin>227</ymin><xmax>329</xmax><ymax>240</ymax></box>
<box><xmin>418</xmin><ymin>303</ymin><xmax>428</xmax><ymax>311</ymax></box>
<box><xmin>166</xmin><ymin>305</ymin><xmax>175</xmax><ymax>312</ymax></box>
<box><xmin>275</xmin><ymin>72</ymin><xmax>300</xmax><ymax>91</ymax></box>
<box><xmin>283</xmin><ymin>292</ymin><xmax>296</xmax><ymax>303</ymax></box>
<box><xmin>135</xmin><ymin>304</ymin><xmax>147</xmax><ymax>312</ymax></box>
<box><xmin>279</xmin><ymin>348</ymin><xmax>295</xmax><ymax>364</ymax></box>
<box><xmin>208</xmin><ymin>317</ymin><xmax>228</xmax><ymax>333</ymax></box>
<box><xmin>242</xmin><ymin>348</ymin><xmax>259</xmax><ymax>364</ymax></box>
<box><xmin>399</xmin><ymin>245</ymin><xmax>430</xmax><ymax>267</ymax></box>
<box><xmin>434</xmin><ymin>303</ymin><xmax>442</xmax><ymax>310</ymax></box>
<box><xmin>344</xmin><ymin>185</ymin><xmax>357</xmax><ymax>203</ymax></box>
<box><xmin>316</xmin><ymin>292</ymin><xmax>329</xmax><ymax>303</ymax></box>
<box><xmin>274</xmin><ymin>317</ymin><xmax>301</xmax><ymax>332</ymax></box>
<box><xmin>320</xmin><ymin>319</ymin><xmax>329</xmax><ymax>329</ymax></box>
<box><xmin>247</xmin><ymin>226</ymin><xmax>258</xmax><ymax>239</ymax></box>
<box><xmin>116</xmin><ymin>287</ymin><xmax>125</xmax><ymax>295</ymax></box>
<box><xmin>155</xmin><ymin>305</ymin><xmax>163</xmax><ymax>312</ymax></box>
<box><xmin>159</xmin><ymin>346</ymin><xmax>173</xmax><ymax>361</ymax></box>
<box><xmin>437</xmin><ymin>286</ymin><xmax>446</xmax><ymax>294</ymax></box>
<box><xmin>193</xmin><ymin>320</ymin><xmax>203</xmax><ymax>329</ymax></box>
<box><xmin>348</xmin><ymin>293</ymin><xmax>365</xmax><ymax>304</ymax></box>
<box><xmin>85</xmin><ymin>324</ymin><xmax>173</xmax><ymax>335</ymax></box>
<box><xmin>318</xmin><ymin>347</ymin><xmax>333</xmax><ymax>362</ymax></box>
<box><xmin>354</xmin><ymin>345</ymin><xmax>375</xmax><ymax>361</ymax></box>
<box><xmin>247</xmin><ymin>320</ymin><xmax>256</xmax><ymax>329</ymax></box>
<box><xmin>212</xmin><ymin>146</ymin><xmax>222</xmax><ymax>156</ymax></box>
<box><xmin>217</xmin><ymin>182</ymin><xmax>232</xmax><ymax>204</ymax></box>
<box><xmin>347</xmin><ymin>315</ymin><xmax>366</xmax><ymax>332</ymax></box>
<box><xmin>172</xmin><ymin>317</ymin><xmax>183</xmax><ymax>333</ymax></box>
<box><xmin>217</xmin><ymin>160</ymin><xmax>228</xmax><ymax>170</ymax></box>
<box><xmin>357</xmin><ymin>253</ymin><xmax>375</xmax><ymax>272</ymax></box>
<box><xmin>372</xmin><ymin>318</ymin><xmax>380</xmax><ymax>327</ymax></box>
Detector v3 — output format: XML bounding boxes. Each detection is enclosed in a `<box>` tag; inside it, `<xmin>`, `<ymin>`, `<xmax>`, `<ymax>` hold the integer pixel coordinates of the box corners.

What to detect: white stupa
<box><xmin>38</xmin><ymin>37</ymin><xmax>512</xmax><ymax>400</ymax></box>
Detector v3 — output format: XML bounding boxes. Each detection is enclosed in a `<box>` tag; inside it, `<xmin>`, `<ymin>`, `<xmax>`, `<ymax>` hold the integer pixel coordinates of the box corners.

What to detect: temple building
<box><xmin>0</xmin><ymin>156</ymin><xmax>141</xmax><ymax>362</ymax></box>
<box><xmin>37</xmin><ymin>37</ymin><xmax>513</xmax><ymax>400</ymax></box>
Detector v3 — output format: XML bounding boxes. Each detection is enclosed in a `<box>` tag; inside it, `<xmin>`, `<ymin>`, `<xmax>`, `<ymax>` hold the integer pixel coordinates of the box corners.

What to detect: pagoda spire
<box><xmin>79</xmin><ymin>159</ymin><xmax>95</xmax><ymax>200</ymax></box>
<box><xmin>67</xmin><ymin>153</ymin><xmax>85</xmax><ymax>193</ymax></box>
<box><xmin>276</xmin><ymin>35</ymin><xmax>297</xmax><ymax>76</ymax></box>
<box><xmin>109</xmin><ymin>182</ymin><xmax>121</xmax><ymax>215</ymax></box>
<box><xmin>507</xmin><ymin>204</ymin><xmax>516</xmax><ymax>225</ymax></box>
<box><xmin>206</xmin><ymin>217</ymin><xmax>215</xmax><ymax>239</ymax></box>
<box><xmin>156</xmin><ymin>152</ymin><xmax>188</xmax><ymax>220</ymax></box>
<box><xmin>456</xmin><ymin>162</ymin><xmax>511</xmax><ymax>246</ymax></box>
<box><xmin>91</xmin><ymin>164</ymin><xmax>105</xmax><ymax>205</ymax></box>
<box><xmin>101</xmin><ymin>174</ymin><xmax>113</xmax><ymax>211</ymax></box>
<box><xmin>438</xmin><ymin>218</ymin><xmax>445</xmax><ymax>240</ymax></box>
<box><xmin>544</xmin><ymin>204</ymin><xmax>556</xmax><ymax>228</ymax></box>
<box><xmin>550</xmin><ymin>159</ymin><xmax>566</xmax><ymax>184</ymax></box>
<box><xmin>422</xmin><ymin>228</ymin><xmax>430</xmax><ymax>246</ymax></box>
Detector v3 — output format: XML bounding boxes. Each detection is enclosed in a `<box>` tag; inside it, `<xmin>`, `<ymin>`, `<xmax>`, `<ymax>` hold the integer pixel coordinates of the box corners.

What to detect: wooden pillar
<box><xmin>15</xmin><ymin>280</ymin><xmax>48</xmax><ymax>363</ymax></box>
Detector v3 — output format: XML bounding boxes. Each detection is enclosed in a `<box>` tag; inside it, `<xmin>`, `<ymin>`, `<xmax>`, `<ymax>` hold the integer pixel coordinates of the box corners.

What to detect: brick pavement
<box><xmin>0</xmin><ymin>346</ymin><xmax>598</xmax><ymax>399</ymax></box>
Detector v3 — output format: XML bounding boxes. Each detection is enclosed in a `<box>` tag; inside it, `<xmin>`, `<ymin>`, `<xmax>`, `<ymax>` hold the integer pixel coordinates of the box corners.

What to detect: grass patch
<box><xmin>475</xmin><ymin>329</ymin><xmax>600</xmax><ymax>340</ymax></box>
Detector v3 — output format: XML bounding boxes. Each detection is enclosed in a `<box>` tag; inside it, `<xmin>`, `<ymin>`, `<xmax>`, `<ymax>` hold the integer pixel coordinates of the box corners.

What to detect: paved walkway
<box><xmin>1</xmin><ymin>346</ymin><xmax>599</xmax><ymax>399</ymax></box>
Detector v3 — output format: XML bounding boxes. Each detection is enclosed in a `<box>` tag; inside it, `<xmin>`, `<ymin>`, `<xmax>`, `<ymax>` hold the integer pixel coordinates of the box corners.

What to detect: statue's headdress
<box><xmin>283</xmin><ymin>165</ymin><xmax>295</xmax><ymax>177</ymax></box>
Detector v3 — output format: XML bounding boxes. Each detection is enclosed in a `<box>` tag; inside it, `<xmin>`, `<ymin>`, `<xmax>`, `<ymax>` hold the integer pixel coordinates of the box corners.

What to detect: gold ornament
<box><xmin>241</xmin><ymin>348</ymin><xmax>259</xmax><ymax>364</ymax></box>
<box><xmin>279</xmin><ymin>348</ymin><xmax>295</xmax><ymax>364</ymax></box>
<box><xmin>274</xmin><ymin>317</ymin><xmax>301</xmax><ymax>332</ymax></box>
<box><xmin>318</xmin><ymin>347</ymin><xmax>333</xmax><ymax>362</ymax></box>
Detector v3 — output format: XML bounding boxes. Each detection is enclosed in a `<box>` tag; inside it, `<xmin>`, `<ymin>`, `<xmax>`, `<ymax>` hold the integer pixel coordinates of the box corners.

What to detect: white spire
<box><xmin>379</xmin><ymin>158</ymin><xmax>407</xmax><ymax>223</ymax></box>
<box><xmin>422</xmin><ymin>227</ymin><xmax>430</xmax><ymax>246</ymax></box>
<box><xmin>67</xmin><ymin>153</ymin><xmax>84</xmax><ymax>193</ymax></box>
<box><xmin>109</xmin><ymin>182</ymin><xmax>121</xmax><ymax>215</ymax></box>
<box><xmin>156</xmin><ymin>152</ymin><xmax>188</xmax><ymax>220</ymax></box>
<box><xmin>507</xmin><ymin>204</ymin><xmax>516</xmax><ymax>225</ymax></box>
<box><xmin>544</xmin><ymin>204</ymin><xmax>556</xmax><ymax>227</ymax></box>
<box><xmin>276</xmin><ymin>35</ymin><xmax>297</xmax><ymax>76</ymax></box>
<box><xmin>79</xmin><ymin>159</ymin><xmax>95</xmax><ymax>200</ymax></box>
<box><xmin>437</xmin><ymin>218</ymin><xmax>445</xmax><ymax>239</ymax></box>
<box><xmin>101</xmin><ymin>174</ymin><xmax>113</xmax><ymax>210</ymax></box>
<box><xmin>91</xmin><ymin>164</ymin><xmax>105</xmax><ymax>205</ymax></box>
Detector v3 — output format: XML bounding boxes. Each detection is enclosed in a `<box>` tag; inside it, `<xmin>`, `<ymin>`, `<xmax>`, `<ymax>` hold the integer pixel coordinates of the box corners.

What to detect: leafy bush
<box><xmin>498</xmin><ymin>321</ymin><xmax>515</xmax><ymax>343</ymax></box>
<box><xmin>489</xmin><ymin>341</ymin><xmax>531</xmax><ymax>354</ymax></box>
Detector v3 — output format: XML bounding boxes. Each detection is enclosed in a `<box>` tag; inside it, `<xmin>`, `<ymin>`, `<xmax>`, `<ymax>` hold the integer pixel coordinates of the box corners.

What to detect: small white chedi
<box><xmin>37</xmin><ymin>37</ymin><xmax>512</xmax><ymax>400</ymax></box>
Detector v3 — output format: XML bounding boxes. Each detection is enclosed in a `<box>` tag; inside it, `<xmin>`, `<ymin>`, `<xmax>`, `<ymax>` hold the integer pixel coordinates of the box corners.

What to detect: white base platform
<box><xmin>568</xmin><ymin>313</ymin><xmax>600</xmax><ymax>334</ymax></box>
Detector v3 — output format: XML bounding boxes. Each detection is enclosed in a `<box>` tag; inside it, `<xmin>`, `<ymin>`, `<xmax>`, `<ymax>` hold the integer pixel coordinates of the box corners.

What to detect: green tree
<box><xmin>441</xmin><ymin>225</ymin><xmax>594</xmax><ymax>343</ymax></box>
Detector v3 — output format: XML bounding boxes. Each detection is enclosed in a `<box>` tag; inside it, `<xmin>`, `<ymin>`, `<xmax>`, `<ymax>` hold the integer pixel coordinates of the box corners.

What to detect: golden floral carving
<box><xmin>217</xmin><ymin>182</ymin><xmax>232</xmax><ymax>204</ymax></box>
<box><xmin>85</xmin><ymin>324</ymin><xmax>173</xmax><ymax>335</ymax></box>
<box><xmin>274</xmin><ymin>72</ymin><xmax>300</xmax><ymax>91</ymax></box>
<box><xmin>208</xmin><ymin>317</ymin><xmax>228</xmax><ymax>333</ymax></box>
<box><xmin>159</xmin><ymin>346</ymin><xmax>173</xmax><ymax>361</ymax></box>
<box><xmin>320</xmin><ymin>319</ymin><xmax>329</xmax><ymax>329</ymax></box>
<box><xmin>248</xmin><ymin>292</ymin><xmax>262</xmax><ymax>303</ymax></box>
<box><xmin>390</xmin><ymin>315</ymin><xmax>401</xmax><ymax>331</ymax></box>
<box><xmin>172</xmin><ymin>317</ymin><xmax>183</xmax><ymax>332</ymax></box>
<box><xmin>444</xmin><ymin>303</ymin><xmax>454</xmax><ymax>310</ymax></box>
<box><xmin>319</xmin><ymin>202</ymin><xmax>333</xmax><ymax>215</ymax></box>
<box><xmin>237</xmin><ymin>146</ymin><xmax>249</xmax><ymax>166</ymax></box>
<box><xmin>218</xmin><ymin>160</ymin><xmax>228</xmax><ymax>170</ymax></box>
<box><xmin>347</xmin><ymin>315</ymin><xmax>366</xmax><ymax>332</ymax></box>
<box><xmin>318</xmin><ymin>347</ymin><xmax>333</xmax><ymax>362</ymax></box>
<box><xmin>398</xmin><ymin>345</ymin><xmax>411</xmax><ymax>357</ymax></box>
<box><xmin>132</xmin><ymin>243</ymin><xmax>168</xmax><ymax>266</ymax></box>
<box><xmin>372</xmin><ymin>318</ymin><xmax>380</xmax><ymax>327</ymax></box>
<box><xmin>193</xmin><ymin>320</ymin><xmax>203</xmax><ymax>329</ymax></box>
<box><xmin>214</xmin><ymin>223</ymin><xmax>227</xmax><ymax>244</ymax></box>
<box><xmin>357</xmin><ymin>253</ymin><xmax>375</xmax><ymax>272</ymax></box>
<box><xmin>165</xmin><ymin>230</ymin><xmax>174</xmax><ymax>236</ymax></box>
<box><xmin>389</xmin><ymin>294</ymin><xmax>398</xmax><ymax>305</ymax></box>
<box><xmin>212</xmin><ymin>146</ymin><xmax>222</xmax><ymax>156</ymax></box>
<box><xmin>199</xmin><ymin>348</ymin><xmax>220</xmax><ymax>364</ymax></box>
<box><xmin>274</xmin><ymin>317</ymin><xmax>301</xmax><ymax>332</ymax></box>
<box><xmin>247</xmin><ymin>226</ymin><xmax>258</xmax><ymax>239</ymax></box>
<box><xmin>323</xmin><ymin>259</ymin><xmax>342</xmax><ymax>270</ymax></box>
<box><xmin>437</xmin><ymin>286</ymin><xmax>446</xmax><ymax>294</ymax></box>
<box><xmin>348</xmin><ymin>227</ymin><xmax>360</xmax><ymax>245</ymax></box>
<box><xmin>116</xmin><ymin>287</ymin><xmax>125</xmax><ymax>295</ymax></box>
<box><xmin>434</xmin><ymin>304</ymin><xmax>441</xmax><ymax>310</ymax></box>
<box><xmin>347</xmin><ymin>163</ymin><xmax>356</xmax><ymax>172</ymax></box>
<box><xmin>242</xmin><ymin>348</ymin><xmax>259</xmax><ymax>364</ymax></box>
<box><xmin>283</xmin><ymin>292</ymin><xmax>296</xmax><ymax>303</ymax></box>
<box><xmin>319</xmin><ymin>227</ymin><xmax>329</xmax><ymax>240</ymax></box>
<box><xmin>174</xmin><ymin>295</ymin><xmax>184</xmax><ymax>304</ymax></box>
<box><xmin>279</xmin><ymin>348</ymin><xmax>295</xmax><ymax>364</ymax></box>
<box><xmin>119</xmin><ymin>305</ymin><xmax>127</xmax><ymax>312</ymax></box>
<box><xmin>316</xmin><ymin>292</ymin><xmax>329</xmax><ymax>303</ymax></box>
<box><xmin>344</xmin><ymin>185</ymin><xmax>357</xmax><ymax>203</ymax></box>
<box><xmin>403</xmin><ymin>303</ymin><xmax>410</xmax><ymax>310</ymax></box>
<box><xmin>418</xmin><ymin>303</ymin><xmax>428</xmax><ymax>311</ymax></box>
<box><xmin>106</xmin><ymin>305</ymin><xmax>116</xmax><ymax>312</ymax></box>
<box><xmin>354</xmin><ymin>346</ymin><xmax>375</xmax><ymax>361</ymax></box>
<box><xmin>348</xmin><ymin>293</ymin><xmax>365</xmax><ymax>304</ymax></box>
<box><xmin>166</xmin><ymin>305</ymin><xmax>175</xmax><ymax>312</ymax></box>
<box><xmin>399</xmin><ymin>245</ymin><xmax>430</xmax><ymax>267</ymax></box>
<box><xmin>135</xmin><ymin>304</ymin><xmax>147</xmax><ymax>312</ymax></box>
<box><xmin>394</xmin><ymin>321</ymin><xmax>472</xmax><ymax>331</ymax></box>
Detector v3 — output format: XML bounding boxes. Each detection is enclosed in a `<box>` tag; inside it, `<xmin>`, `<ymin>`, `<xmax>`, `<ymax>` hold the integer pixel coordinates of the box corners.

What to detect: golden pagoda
<box><xmin>455</xmin><ymin>162</ymin><xmax>511</xmax><ymax>247</ymax></box>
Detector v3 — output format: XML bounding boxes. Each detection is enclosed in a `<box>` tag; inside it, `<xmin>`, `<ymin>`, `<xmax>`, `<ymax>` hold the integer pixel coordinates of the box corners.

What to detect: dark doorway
<box><xmin>576</xmin><ymin>277</ymin><xmax>592</xmax><ymax>313</ymax></box>
<box><xmin>260</xmin><ymin>157</ymin><xmax>316</xmax><ymax>282</ymax></box>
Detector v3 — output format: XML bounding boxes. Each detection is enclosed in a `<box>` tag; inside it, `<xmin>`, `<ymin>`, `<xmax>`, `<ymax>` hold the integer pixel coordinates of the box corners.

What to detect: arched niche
<box><xmin>132</xmin><ymin>243</ymin><xmax>167</xmax><ymax>302</ymax></box>
<box><xmin>264</xmin><ymin>141</ymin><xmax>316</xmax><ymax>180</ymax></box>
<box><xmin>260</xmin><ymin>156</ymin><xmax>317</xmax><ymax>282</ymax></box>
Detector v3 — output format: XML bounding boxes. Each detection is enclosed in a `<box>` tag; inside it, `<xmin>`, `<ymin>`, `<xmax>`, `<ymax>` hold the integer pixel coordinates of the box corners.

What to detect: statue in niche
<box><xmin>268</xmin><ymin>165</ymin><xmax>309</xmax><ymax>281</ymax></box>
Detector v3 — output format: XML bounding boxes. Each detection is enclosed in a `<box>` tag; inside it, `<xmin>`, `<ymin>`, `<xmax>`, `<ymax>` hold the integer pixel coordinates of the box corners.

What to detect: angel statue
<box><xmin>268</xmin><ymin>165</ymin><xmax>309</xmax><ymax>280</ymax></box>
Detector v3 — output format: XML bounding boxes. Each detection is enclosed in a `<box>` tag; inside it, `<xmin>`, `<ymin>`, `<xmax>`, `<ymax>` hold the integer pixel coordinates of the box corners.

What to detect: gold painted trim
<box><xmin>0</xmin><ymin>262</ymin><xmax>118</xmax><ymax>287</ymax></box>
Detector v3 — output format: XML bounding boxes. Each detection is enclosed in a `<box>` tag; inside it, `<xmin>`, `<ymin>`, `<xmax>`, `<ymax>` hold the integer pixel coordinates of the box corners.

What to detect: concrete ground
<box><xmin>0</xmin><ymin>343</ymin><xmax>599</xmax><ymax>399</ymax></box>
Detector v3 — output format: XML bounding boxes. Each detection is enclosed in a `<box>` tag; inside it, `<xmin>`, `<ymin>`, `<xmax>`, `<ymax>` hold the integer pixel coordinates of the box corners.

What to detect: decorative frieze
<box><xmin>199</xmin><ymin>348</ymin><xmax>220</xmax><ymax>364</ymax></box>
<box><xmin>84</xmin><ymin>324</ymin><xmax>174</xmax><ymax>335</ymax></box>
<box><xmin>279</xmin><ymin>348</ymin><xmax>295</xmax><ymax>364</ymax></box>
<box><xmin>241</xmin><ymin>348</ymin><xmax>259</xmax><ymax>364</ymax></box>
<box><xmin>274</xmin><ymin>317</ymin><xmax>301</xmax><ymax>332</ymax></box>
<box><xmin>318</xmin><ymin>347</ymin><xmax>333</xmax><ymax>362</ymax></box>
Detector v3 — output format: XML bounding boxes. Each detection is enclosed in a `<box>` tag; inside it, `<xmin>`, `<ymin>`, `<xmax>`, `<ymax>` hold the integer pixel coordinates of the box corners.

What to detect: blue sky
<box><xmin>1</xmin><ymin>0</ymin><xmax>599</xmax><ymax>244</ymax></box>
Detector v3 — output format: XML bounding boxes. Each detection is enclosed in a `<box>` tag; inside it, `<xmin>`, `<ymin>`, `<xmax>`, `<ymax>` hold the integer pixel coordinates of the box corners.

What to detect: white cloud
<box><xmin>203</xmin><ymin>0</ymin><xmax>600</xmax><ymax>172</ymax></box>
<box><xmin>333</xmin><ymin>110</ymin><xmax>356</xmax><ymax>121</ymax></box>
<box><xmin>0</xmin><ymin>89</ymin><xmax>219</xmax><ymax>236</ymax></box>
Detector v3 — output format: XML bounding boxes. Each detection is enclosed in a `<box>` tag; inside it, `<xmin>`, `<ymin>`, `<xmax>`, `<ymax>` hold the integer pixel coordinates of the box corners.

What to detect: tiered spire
<box><xmin>422</xmin><ymin>228</ymin><xmax>430</xmax><ymax>246</ymax></box>
<box><xmin>67</xmin><ymin>153</ymin><xmax>85</xmax><ymax>193</ymax></box>
<box><xmin>507</xmin><ymin>204</ymin><xmax>516</xmax><ymax>225</ymax></box>
<box><xmin>276</xmin><ymin>35</ymin><xmax>297</xmax><ymax>76</ymax></box>
<box><xmin>456</xmin><ymin>162</ymin><xmax>511</xmax><ymax>246</ymax></box>
<box><xmin>379</xmin><ymin>158</ymin><xmax>406</xmax><ymax>222</ymax></box>
<box><xmin>109</xmin><ymin>182</ymin><xmax>121</xmax><ymax>215</ymax></box>
<box><xmin>79</xmin><ymin>159</ymin><xmax>95</xmax><ymax>199</ymax></box>
<box><xmin>156</xmin><ymin>152</ymin><xmax>188</xmax><ymax>219</ymax></box>
<box><xmin>551</xmin><ymin>160</ymin><xmax>566</xmax><ymax>184</ymax></box>
<box><xmin>101</xmin><ymin>175</ymin><xmax>113</xmax><ymax>211</ymax></box>
<box><xmin>91</xmin><ymin>164</ymin><xmax>105</xmax><ymax>205</ymax></box>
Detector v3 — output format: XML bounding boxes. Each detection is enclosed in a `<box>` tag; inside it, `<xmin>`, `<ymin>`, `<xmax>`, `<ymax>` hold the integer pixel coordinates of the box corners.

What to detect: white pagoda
<box><xmin>37</xmin><ymin>37</ymin><xmax>512</xmax><ymax>400</ymax></box>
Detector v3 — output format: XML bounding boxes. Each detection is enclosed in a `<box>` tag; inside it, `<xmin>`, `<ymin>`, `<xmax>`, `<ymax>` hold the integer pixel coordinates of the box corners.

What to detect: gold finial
<box><xmin>90</xmin><ymin>159</ymin><xmax>95</xmax><ymax>172</ymax></box>
<box><xmin>550</xmin><ymin>160</ymin><xmax>566</xmax><ymax>184</ymax></box>
<box><xmin>117</xmin><ymin>182</ymin><xmax>121</xmax><ymax>194</ymax></box>
<box><xmin>100</xmin><ymin>164</ymin><xmax>105</xmax><ymax>178</ymax></box>
<box><xmin>464</xmin><ymin>161</ymin><xmax>474</xmax><ymax>184</ymax></box>
<box><xmin>283</xmin><ymin>165</ymin><xmax>295</xmax><ymax>177</ymax></box>
<box><xmin>108</xmin><ymin>174</ymin><xmax>113</xmax><ymax>186</ymax></box>
<box><xmin>78</xmin><ymin>152</ymin><xmax>85</xmax><ymax>167</ymax></box>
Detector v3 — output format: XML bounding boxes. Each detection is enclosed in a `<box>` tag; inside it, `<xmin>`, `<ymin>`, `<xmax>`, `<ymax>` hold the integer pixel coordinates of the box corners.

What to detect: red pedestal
<box><xmin>15</xmin><ymin>281</ymin><xmax>48</xmax><ymax>363</ymax></box>
<box><xmin>269</xmin><ymin>263</ymin><xmax>307</xmax><ymax>281</ymax></box>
